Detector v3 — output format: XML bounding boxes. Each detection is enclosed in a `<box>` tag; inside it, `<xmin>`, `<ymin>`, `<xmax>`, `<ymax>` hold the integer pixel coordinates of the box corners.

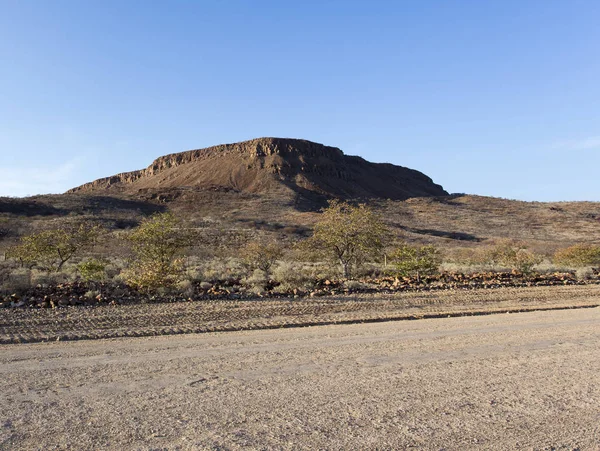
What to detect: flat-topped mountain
<box><xmin>69</xmin><ymin>137</ymin><xmax>448</xmax><ymax>200</ymax></box>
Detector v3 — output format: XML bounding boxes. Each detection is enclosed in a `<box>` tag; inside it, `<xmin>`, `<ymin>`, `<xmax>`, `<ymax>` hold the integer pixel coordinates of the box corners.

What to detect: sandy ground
<box><xmin>1</xmin><ymin>307</ymin><xmax>599</xmax><ymax>450</ymax></box>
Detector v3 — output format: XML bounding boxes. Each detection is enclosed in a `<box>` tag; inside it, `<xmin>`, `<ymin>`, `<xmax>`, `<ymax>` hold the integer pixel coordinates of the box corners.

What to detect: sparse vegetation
<box><xmin>1</xmin><ymin>190</ymin><xmax>600</xmax><ymax>304</ymax></box>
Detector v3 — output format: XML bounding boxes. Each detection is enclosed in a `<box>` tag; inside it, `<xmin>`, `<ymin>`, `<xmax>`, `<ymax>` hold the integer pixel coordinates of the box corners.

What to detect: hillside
<box><xmin>2</xmin><ymin>190</ymin><xmax>600</xmax><ymax>258</ymax></box>
<box><xmin>1</xmin><ymin>137</ymin><xmax>600</xmax><ymax>257</ymax></box>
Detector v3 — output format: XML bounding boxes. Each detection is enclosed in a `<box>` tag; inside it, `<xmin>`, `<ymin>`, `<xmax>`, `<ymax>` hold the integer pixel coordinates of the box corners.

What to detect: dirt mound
<box><xmin>68</xmin><ymin>137</ymin><xmax>447</xmax><ymax>201</ymax></box>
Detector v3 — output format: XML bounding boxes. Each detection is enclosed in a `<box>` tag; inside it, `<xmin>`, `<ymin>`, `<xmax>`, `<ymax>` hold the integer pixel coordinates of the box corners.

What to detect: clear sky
<box><xmin>1</xmin><ymin>0</ymin><xmax>598</xmax><ymax>201</ymax></box>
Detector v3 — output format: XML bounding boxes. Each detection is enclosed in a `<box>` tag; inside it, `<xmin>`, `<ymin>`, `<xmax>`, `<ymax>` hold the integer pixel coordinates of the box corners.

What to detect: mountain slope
<box><xmin>69</xmin><ymin>137</ymin><xmax>448</xmax><ymax>201</ymax></box>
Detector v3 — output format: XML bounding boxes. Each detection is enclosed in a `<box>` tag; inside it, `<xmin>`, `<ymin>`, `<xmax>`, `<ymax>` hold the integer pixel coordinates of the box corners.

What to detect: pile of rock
<box><xmin>369</xmin><ymin>271</ymin><xmax>584</xmax><ymax>291</ymax></box>
<box><xmin>0</xmin><ymin>271</ymin><xmax>595</xmax><ymax>309</ymax></box>
<box><xmin>0</xmin><ymin>281</ymin><xmax>140</xmax><ymax>309</ymax></box>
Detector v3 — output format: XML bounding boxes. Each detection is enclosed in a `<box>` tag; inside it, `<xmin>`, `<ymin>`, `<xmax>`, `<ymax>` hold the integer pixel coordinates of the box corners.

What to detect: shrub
<box><xmin>390</xmin><ymin>243</ymin><xmax>442</xmax><ymax>282</ymax></box>
<box><xmin>553</xmin><ymin>244</ymin><xmax>600</xmax><ymax>268</ymax></box>
<box><xmin>242</xmin><ymin>269</ymin><xmax>269</xmax><ymax>290</ymax></box>
<box><xmin>2</xmin><ymin>268</ymin><xmax>32</xmax><ymax>294</ymax></box>
<box><xmin>77</xmin><ymin>258</ymin><xmax>108</xmax><ymax>282</ymax></box>
<box><xmin>123</xmin><ymin>213</ymin><xmax>190</xmax><ymax>291</ymax></box>
<box><xmin>272</xmin><ymin>261</ymin><xmax>316</xmax><ymax>291</ymax></box>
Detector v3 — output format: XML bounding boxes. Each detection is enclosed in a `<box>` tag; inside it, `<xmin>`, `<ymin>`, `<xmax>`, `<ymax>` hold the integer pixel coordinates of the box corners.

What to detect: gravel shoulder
<box><xmin>1</xmin><ymin>285</ymin><xmax>600</xmax><ymax>344</ymax></box>
<box><xmin>1</xmin><ymin>306</ymin><xmax>599</xmax><ymax>450</ymax></box>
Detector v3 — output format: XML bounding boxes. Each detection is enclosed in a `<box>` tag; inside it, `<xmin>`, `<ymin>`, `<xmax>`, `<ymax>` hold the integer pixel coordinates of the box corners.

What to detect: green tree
<box><xmin>391</xmin><ymin>243</ymin><xmax>441</xmax><ymax>282</ymax></box>
<box><xmin>302</xmin><ymin>200</ymin><xmax>390</xmax><ymax>278</ymax></box>
<box><xmin>6</xmin><ymin>222</ymin><xmax>101</xmax><ymax>272</ymax></box>
<box><xmin>123</xmin><ymin>213</ymin><xmax>191</xmax><ymax>291</ymax></box>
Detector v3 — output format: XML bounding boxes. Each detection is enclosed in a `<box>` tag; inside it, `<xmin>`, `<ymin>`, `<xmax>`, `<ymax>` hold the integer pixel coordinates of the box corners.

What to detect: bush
<box><xmin>123</xmin><ymin>213</ymin><xmax>190</xmax><ymax>291</ymax></box>
<box><xmin>242</xmin><ymin>269</ymin><xmax>269</xmax><ymax>290</ymax></box>
<box><xmin>2</xmin><ymin>268</ymin><xmax>32</xmax><ymax>294</ymax></box>
<box><xmin>553</xmin><ymin>244</ymin><xmax>600</xmax><ymax>268</ymax></box>
<box><xmin>272</xmin><ymin>261</ymin><xmax>316</xmax><ymax>291</ymax></box>
<box><xmin>77</xmin><ymin>258</ymin><xmax>108</xmax><ymax>282</ymax></box>
<box><xmin>390</xmin><ymin>243</ymin><xmax>441</xmax><ymax>282</ymax></box>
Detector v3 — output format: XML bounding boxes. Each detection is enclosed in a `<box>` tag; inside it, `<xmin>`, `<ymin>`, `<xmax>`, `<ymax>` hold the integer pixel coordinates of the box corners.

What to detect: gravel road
<box><xmin>1</xmin><ymin>307</ymin><xmax>599</xmax><ymax>450</ymax></box>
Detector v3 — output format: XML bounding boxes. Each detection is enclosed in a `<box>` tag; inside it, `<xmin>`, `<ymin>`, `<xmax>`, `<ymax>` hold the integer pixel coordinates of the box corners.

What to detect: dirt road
<box><xmin>1</xmin><ymin>307</ymin><xmax>599</xmax><ymax>450</ymax></box>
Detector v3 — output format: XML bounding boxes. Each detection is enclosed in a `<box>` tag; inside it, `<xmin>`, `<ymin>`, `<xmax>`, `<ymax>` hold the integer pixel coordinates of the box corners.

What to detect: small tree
<box><xmin>241</xmin><ymin>240</ymin><xmax>283</xmax><ymax>276</ymax></box>
<box><xmin>302</xmin><ymin>199</ymin><xmax>390</xmax><ymax>278</ymax></box>
<box><xmin>123</xmin><ymin>213</ymin><xmax>190</xmax><ymax>291</ymax></box>
<box><xmin>391</xmin><ymin>243</ymin><xmax>441</xmax><ymax>282</ymax></box>
<box><xmin>6</xmin><ymin>222</ymin><xmax>101</xmax><ymax>272</ymax></box>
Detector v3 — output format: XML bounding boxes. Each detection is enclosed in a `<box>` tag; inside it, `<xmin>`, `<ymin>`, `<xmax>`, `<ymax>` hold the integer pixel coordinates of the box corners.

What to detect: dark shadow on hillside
<box><xmin>285</xmin><ymin>185</ymin><xmax>330</xmax><ymax>212</ymax></box>
<box><xmin>398</xmin><ymin>225</ymin><xmax>481</xmax><ymax>242</ymax></box>
<box><xmin>234</xmin><ymin>218</ymin><xmax>311</xmax><ymax>237</ymax></box>
<box><xmin>430</xmin><ymin>194</ymin><xmax>467</xmax><ymax>206</ymax></box>
<box><xmin>81</xmin><ymin>196</ymin><xmax>166</xmax><ymax>215</ymax></box>
<box><xmin>0</xmin><ymin>198</ymin><xmax>68</xmax><ymax>216</ymax></box>
<box><xmin>0</xmin><ymin>195</ymin><xmax>165</xmax><ymax>218</ymax></box>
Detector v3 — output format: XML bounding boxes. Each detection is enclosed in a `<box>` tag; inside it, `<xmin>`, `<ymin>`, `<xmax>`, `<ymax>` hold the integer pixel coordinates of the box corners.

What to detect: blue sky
<box><xmin>1</xmin><ymin>0</ymin><xmax>599</xmax><ymax>201</ymax></box>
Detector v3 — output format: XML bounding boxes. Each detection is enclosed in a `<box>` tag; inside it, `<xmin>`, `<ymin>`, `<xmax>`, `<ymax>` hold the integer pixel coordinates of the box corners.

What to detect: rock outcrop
<box><xmin>69</xmin><ymin>137</ymin><xmax>448</xmax><ymax>200</ymax></box>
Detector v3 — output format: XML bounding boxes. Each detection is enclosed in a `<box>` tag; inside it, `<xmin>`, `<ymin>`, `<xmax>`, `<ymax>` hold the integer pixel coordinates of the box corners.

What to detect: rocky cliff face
<box><xmin>69</xmin><ymin>137</ymin><xmax>448</xmax><ymax>200</ymax></box>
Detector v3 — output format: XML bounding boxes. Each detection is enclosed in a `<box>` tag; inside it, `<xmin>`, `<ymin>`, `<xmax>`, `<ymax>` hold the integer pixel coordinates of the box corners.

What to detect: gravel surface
<box><xmin>1</xmin><ymin>285</ymin><xmax>600</xmax><ymax>344</ymax></box>
<box><xmin>1</xmin><ymin>306</ymin><xmax>599</xmax><ymax>450</ymax></box>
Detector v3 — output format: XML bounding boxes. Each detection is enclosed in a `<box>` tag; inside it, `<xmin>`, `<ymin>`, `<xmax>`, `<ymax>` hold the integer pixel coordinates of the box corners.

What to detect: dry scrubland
<box><xmin>1</xmin><ymin>306</ymin><xmax>599</xmax><ymax>450</ymax></box>
<box><xmin>2</xmin><ymin>195</ymin><xmax>600</xmax><ymax>304</ymax></box>
<box><xmin>2</xmin><ymin>192</ymin><xmax>600</xmax><ymax>252</ymax></box>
